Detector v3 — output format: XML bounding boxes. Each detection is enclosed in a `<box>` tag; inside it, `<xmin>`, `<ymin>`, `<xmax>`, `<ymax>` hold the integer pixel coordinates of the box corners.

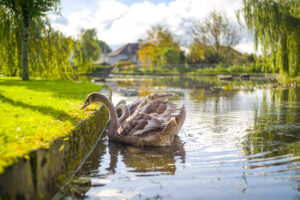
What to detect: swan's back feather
<box><xmin>118</xmin><ymin>113</ymin><xmax>165</xmax><ymax>136</ymax></box>
<box><xmin>140</xmin><ymin>101</ymin><xmax>177</xmax><ymax>121</ymax></box>
<box><xmin>128</xmin><ymin>99</ymin><xmax>142</xmax><ymax>114</ymax></box>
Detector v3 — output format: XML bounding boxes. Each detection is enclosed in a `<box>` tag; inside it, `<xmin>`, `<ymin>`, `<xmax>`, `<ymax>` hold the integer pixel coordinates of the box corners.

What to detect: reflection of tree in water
<box><xmin>241</xmin><ymin>88</ymin><xmax>300</xmax><ymax>196</ymax></box>
<box><xmin>107</xmin><ymin>136</ymin><xmax>185</xmax><ymax>175</ymax></box>
<box><xmin>148</xmin><ymin>75</ymin><xmax>219</xmax><ymax>90</ymax></box>
<box><xmin>242</xmin><ymin>88</ymin><xmax>300</xmax><ymax>161</ymax></box>
<box><xmin>189</xmin><ymin>87</ymin><xmax>240</xmax><ymax>104</ymax></box>
<box><xmin>76</xmin><ymin>138</ymin><xmax>108</xmax><ymax>177</ymax></box>
<box><xmin>115</xmin><ymin>79</ymin><xmax>137</xmax><ymax>88</ymax></box>
<box><xmin>109</xmin><ymin>76</ymin><xmax>219</xmax><ymax>96</ymax></box>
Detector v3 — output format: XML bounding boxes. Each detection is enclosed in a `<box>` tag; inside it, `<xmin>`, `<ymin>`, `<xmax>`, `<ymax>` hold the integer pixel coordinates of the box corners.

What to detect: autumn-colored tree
<box><xmin>137</xmin><ymin>41</ymin><xmax>157</xmax><ymax>68</ymax></box>
<box><xmin>138</xmin><ymin>25</ymin><xmax>183</xmax><ymax>69</ymax></box>
<box><xmin>187</xmin><ymin>40</ymin><xmax>204</xmax><ymax>64</ymax></box>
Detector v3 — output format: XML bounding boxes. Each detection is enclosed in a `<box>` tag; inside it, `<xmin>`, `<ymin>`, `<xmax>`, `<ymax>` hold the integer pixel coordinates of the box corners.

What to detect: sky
<box><xmin>49</xmin><ymin>0</ymin><xmax>255</xmax><ymax>53</ymax></box>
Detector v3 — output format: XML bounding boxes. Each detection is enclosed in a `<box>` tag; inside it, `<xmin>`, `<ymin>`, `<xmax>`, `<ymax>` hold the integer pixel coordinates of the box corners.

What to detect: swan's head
<box><xmin>81</xmin><ymin>92</ymin><xmax>99</xmax><ymax>110</ymax></box>
<box><xmin>116</xmin><ymin>99</ymin><xmax>126</xmax><ymax>107</ymax></box>
<box><xmin>147</xmin><ymin>93</ymin><xmax>174</xmax><ymax>101</ymax></box>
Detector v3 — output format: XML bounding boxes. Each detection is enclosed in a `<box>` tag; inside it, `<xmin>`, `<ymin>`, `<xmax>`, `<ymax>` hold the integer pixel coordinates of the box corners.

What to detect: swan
<box><xmin>81</xmin><ymin>93</ymin><xmax>186</xmax><ymax>147</ymax></box>
<box><xmin>115</xmin><ymin>93</ymin><xmax>175</xmax><ymax>124</ymax></box>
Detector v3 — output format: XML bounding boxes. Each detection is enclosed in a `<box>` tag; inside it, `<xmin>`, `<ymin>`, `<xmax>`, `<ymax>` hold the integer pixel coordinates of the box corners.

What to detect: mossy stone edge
<box><xmin>0</xmin><ymin>106</ymin><xmax>109</xmax><ymax>200</ymax></box>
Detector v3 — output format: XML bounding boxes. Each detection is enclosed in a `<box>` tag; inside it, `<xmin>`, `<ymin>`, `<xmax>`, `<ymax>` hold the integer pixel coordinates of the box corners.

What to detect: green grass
<box><xmin>0</xmin><ymin>77</ymin><xmax>103</xmax><ymax>173</ymax></box>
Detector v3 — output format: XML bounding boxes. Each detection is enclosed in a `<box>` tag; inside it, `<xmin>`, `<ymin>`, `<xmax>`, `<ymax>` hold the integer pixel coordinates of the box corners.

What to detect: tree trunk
<box><xmin>20</xmin><ymin>23</ymin><xmax>29</xmax><ymax>80</ymax></box>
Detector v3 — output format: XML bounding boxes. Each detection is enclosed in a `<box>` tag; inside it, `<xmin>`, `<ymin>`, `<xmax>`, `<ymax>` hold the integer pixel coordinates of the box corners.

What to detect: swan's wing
<box><xmin>128</xmin><ymin>99</ymin><xmax>143</xmax><ymax>115</ymax></box>
<box><xmin>140</xmin><ymin>101</ymin><xmax>177</xmax><ymax>121</ymax></box>
<box><xmin>135</xmin><ymin>93</ymin><xmax>174</xmax><ymax>111</ymax></box>
<box><xmin>118</xmin><ymin>113</ymin><xmax>165</xmax><ymax>136</ymax></box>
<box><xmin>146</xmin><ymin>93</ymin><xmax>174</xmax><ymax>101</ymax></box>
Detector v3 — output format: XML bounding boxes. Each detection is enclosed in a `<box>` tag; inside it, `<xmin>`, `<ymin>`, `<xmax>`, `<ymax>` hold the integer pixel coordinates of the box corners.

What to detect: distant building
<box><xmin>100</xmin><ymin>43</ymin><xmax>140</xmax><ymax>66</ymax></box>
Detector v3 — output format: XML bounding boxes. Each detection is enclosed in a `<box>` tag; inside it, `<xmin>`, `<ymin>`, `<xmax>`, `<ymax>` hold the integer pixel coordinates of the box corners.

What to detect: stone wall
<box><xmin>0</xmin><ymin>106</ymin><xmax>109</xmax><ymax>200</ymax></box>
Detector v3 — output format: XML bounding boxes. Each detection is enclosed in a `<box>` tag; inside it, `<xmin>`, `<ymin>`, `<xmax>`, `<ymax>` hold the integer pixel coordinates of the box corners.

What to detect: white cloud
<box><xmin>50</xmin><ymin>0</ymin><xmax>255</xmax><ymax>53</ymax></box>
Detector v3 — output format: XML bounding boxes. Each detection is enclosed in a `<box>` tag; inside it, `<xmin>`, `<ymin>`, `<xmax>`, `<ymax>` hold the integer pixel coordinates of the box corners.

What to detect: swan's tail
<box><xmin>160</xmin><ymin>117</ymin><xmax>177</xmax><ymax>136</ymax></box>
<box><xmin>174</xmin><ymin>105</ymin><xmax>186</xmax><ymax>134</ymax></box>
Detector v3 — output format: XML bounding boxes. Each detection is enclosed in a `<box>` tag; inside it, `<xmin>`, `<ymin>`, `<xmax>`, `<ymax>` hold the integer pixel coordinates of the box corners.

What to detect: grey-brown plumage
<box><xmin>140</xmin><ymin>101</ymin><xmax>177</xmax><ymax>121</ymax></box>
<box><xmin>118</xmin><ymin>113</ymin><xmax>165</xmax><ymax>136</ymax></box>
<box><xmin>81</xmin><ymin>92</ymin><xmax>186</xmax><ymax>147</ymax></box>
<box><xmin>128</xmin><ymin>99</ymin><xmax>142</xmax><ymax>115</ymax></box>
<box><xmin>117</xmin><ymin>100</ymin><xmax>177</xmax><ymax>137</ymax></box>
<box><xmin>116</xmin><ymin>93</ymin><xmax>174</xmax><ymax>120</ymax></box>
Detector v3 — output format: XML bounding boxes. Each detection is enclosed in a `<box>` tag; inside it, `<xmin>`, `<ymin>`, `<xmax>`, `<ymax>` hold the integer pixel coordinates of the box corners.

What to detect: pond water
<box><xmin>64</xmin><ymin>75</ymin><xmax>300</xmax><ymax>199</ymax></box>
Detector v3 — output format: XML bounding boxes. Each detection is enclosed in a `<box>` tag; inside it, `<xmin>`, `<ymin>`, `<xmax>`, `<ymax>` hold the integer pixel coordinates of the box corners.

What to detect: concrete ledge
<box><xmin>0</xmin><ymin>106</ymin><xmax>108</xmax><ymax>200</ymax></box>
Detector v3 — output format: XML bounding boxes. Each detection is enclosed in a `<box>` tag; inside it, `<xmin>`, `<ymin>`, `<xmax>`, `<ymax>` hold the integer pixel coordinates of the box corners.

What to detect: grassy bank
<box><xmin>0</xmin><ymin>77</ymin><xmax>103</xmax><ymax>173</ymax></box>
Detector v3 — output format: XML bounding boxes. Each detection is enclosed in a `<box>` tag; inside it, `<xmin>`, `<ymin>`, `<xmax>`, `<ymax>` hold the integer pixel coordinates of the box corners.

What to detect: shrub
<box><xmin>115</xmin><ymin>60</ymin><xmax>134</xmax><ymax>67</ymax></box>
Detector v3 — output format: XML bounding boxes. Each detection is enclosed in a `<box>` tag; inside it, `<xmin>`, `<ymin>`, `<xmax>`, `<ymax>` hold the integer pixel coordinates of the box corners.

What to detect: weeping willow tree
<box><xmin>0</xmin><ymin>12</ymin><xmax>76</xmax><ymax>79</ymax></box>
<box><xmin>0</xmin><ymin>2</ymin><xmax>103</xmax><ymax>79</ymax></box>
<box><xmin>28</xmin><ymin>19</ymin><xmax>76</xmax><ymax>79</ymax></box>
<box><xmin>0</xmin><ymin>0</ymin><xmax>60</xmax><ymax>80</ymax></box>
<box><xmin>237</xmin><ymin>0</ymin><xmax>300</xmax><ymax>77</ymax></box>
<box><xmin>0</xmin><ymin>7</ymin><xmax>21</xmax><ymax>76</ymax></box>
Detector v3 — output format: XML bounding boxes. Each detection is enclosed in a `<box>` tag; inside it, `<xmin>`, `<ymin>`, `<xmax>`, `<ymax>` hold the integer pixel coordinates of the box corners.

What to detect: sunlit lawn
<box><xmin>0</xmin><ymin>77</ymin><xmax>102</xmax><ymax>173</ymax></box>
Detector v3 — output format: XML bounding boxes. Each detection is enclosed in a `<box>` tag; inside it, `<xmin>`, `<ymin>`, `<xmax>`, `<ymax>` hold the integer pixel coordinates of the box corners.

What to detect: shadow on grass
<box><xmin>0</xmin><ymin>78</ymin><xmax>103</xmax><ymax>101</ymax></box>
<box><xmin>0</xmin><ymin>93</ymin><xmax>81</xmax><ymax>124</ymax></box>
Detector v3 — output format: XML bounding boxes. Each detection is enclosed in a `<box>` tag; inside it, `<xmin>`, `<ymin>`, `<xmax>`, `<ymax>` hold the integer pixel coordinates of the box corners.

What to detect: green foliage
<box><xmin>187</xmin><ymin>40</ymin><xmax>204</xmax><ymax>64</ymax></box>
<box><xmin>28</xmin><ymin>21</ymin><xmax>76</xmax><ymax>79</ymax></box>
<box><xmin>138</xmin><ymin>25</ymin><xmax>184</xmax><ymax>72</ymax></box>
<box><xmin>0</xmin><ymin>14</ymin><xmax>109</xmax><ymax>78</ymax></box>
<box><xmin>0</xmin><ymin>0</ymin><xmax>60</xmax><ymax>80</ymax></box>
<box><xmin>114</xmin><ymin>60</ymin><xmax>142</xmax><ymax>73</ymax></box>
<box><xmin>90</xmin><ymin>64</ymin><xmax>113</xmax><ymax>74</ymax></box>
<box><xmin>0</xmin><ymin>8</ymin><xmax>20</xmax><ymax>76</ymax></box>
<box><xmin>115</xmin><ymin>60</ymin><xmax>134</xmax><ymax>67</ymax></box>
<box><xmin>0</xmin><ymin>77</ymin><xmax>103</xmax><ymax>173</ymax></box>
<box><xmin>74</xmin><ymin>29</ymin><xmax>101</xmax><ymax>74</ymax></box>
<box><xmin>159</xmin><ymin>47</ymin><xmax>184</xmax><ymax>66</ymax></box>
<box><xmin>79</xmin><ymin>28</ymin><xmax>101</xmax><ymax>62</ymax></box>
<box><xmin>96</xmin><ymin>40</ymin><xmax>111</xmax><ymax>53</ymax></box>
<box><xmin>192</xmin><ymin>10</ymin><xmax>240</xmax><ymax>54</ymax></box>
<box><xmin>0</xmin><ymin>16</ymin><xmax>76</xmax><ymax>79</ymax></box>
<box><xmin>187</xmin><ymin>41</ymin><xmax>248</xmax><ymax>65</ymax></box>
<box><xmin>188</xmin><ymin>10</ymin><xmax>244</xmax><ymax>66</ymax></box>
<box><xmin>238</xmin><ymin>0</ymin><xmax>300</xmax><ymax>77</ymax></box>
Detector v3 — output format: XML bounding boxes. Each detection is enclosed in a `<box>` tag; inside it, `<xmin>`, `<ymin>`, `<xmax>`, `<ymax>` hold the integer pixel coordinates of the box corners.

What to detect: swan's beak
<box><xmin>80</xmin><ymin>102</ymin><xmax>90</xmax><ymax>110</ymax></box>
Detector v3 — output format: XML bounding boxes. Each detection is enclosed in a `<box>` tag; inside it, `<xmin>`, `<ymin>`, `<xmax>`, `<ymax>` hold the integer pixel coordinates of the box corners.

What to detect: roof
<box><xmin>108</xmin><ymin>43</ymin><xmax>139</xmax><ymax>57</ymax></box>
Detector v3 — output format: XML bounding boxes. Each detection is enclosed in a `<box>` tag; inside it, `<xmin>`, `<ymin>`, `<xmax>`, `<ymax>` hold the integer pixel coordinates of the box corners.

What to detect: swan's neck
<box><xmin>117</xmin><ymin>104</ymin><xmax>130</xmax><ymax>126</ymax></box>
<box><xmin>93</xmin><ymin>93</ymin><xmax>118</xmax><ymax>137</ymax></box>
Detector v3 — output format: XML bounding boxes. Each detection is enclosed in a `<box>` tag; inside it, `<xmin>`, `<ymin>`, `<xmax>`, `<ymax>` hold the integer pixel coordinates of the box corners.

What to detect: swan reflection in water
<box><xmin>106</xmin><ymin>135</ymin><xmax>186</xmax><ymax>175</ymax></box>
<box><xmin>57</xmin><ymin>136</ymin><xmax>185</xmax><ymax>198</ymax></box>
